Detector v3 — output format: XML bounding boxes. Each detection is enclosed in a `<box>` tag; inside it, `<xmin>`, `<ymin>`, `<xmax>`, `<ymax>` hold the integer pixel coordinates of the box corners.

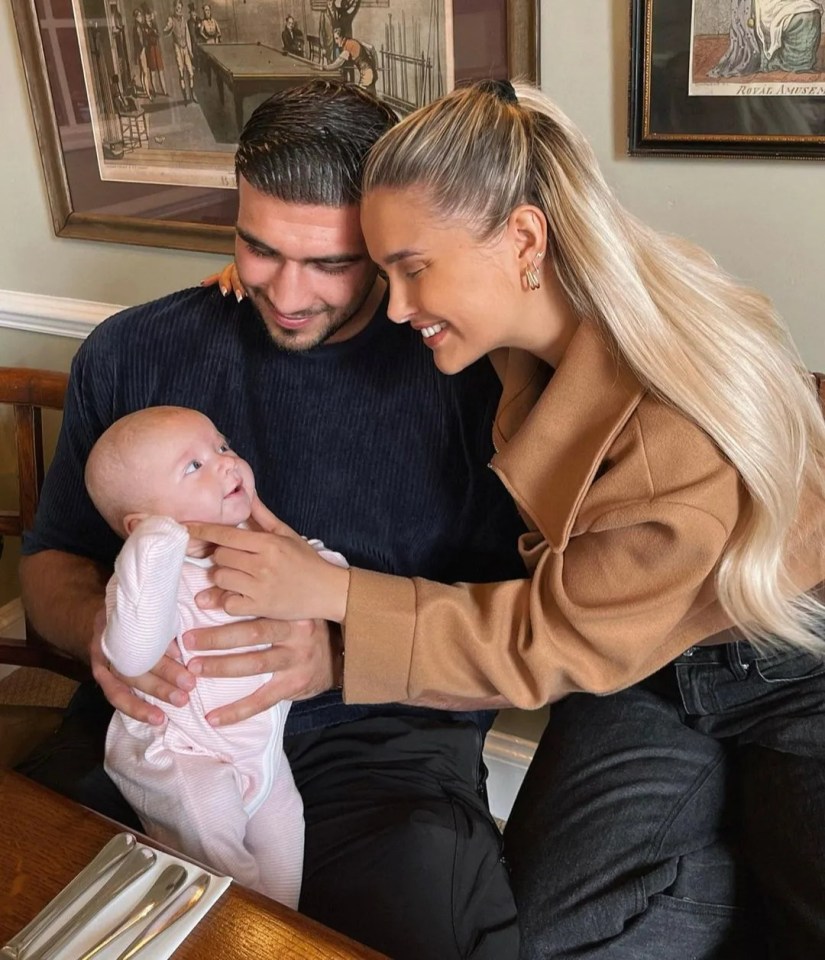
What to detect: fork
<box><xmin>1</xmin><ymin>833</ymin><xmax>136</xmax><ymax>960</ymax></box>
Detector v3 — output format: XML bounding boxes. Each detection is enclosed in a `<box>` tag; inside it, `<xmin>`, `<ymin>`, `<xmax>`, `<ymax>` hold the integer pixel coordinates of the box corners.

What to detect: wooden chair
<box><xmin>0</xmin><ymin>366</ymin><xmax>87</xmax><ymax>697</ymax></box>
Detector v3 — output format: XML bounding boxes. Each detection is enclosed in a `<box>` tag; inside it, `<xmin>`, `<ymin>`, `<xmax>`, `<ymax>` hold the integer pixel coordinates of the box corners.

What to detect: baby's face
<box><xmin>134</xmin><ymin>410</ymin><xmax>255</xmax><ymax>526</ymax></box>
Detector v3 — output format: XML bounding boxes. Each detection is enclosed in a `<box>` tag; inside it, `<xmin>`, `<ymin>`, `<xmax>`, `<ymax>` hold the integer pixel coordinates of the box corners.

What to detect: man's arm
<box><xmin>19</xmin><ymin>550</ymin><xmax>108</xmax><ymax>662</ymax></box>
<box><xmin>20</xmin><ymin>548</ymin><xmax>194</xmax><ymax>725</ymax></box>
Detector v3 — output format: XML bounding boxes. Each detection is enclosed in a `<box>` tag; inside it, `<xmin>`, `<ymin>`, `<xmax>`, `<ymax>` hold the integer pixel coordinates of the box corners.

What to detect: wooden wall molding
<box><xmin>0</xmin><ymin>289</ymin><xmax>122</xmax><ymax>340</ymax></box>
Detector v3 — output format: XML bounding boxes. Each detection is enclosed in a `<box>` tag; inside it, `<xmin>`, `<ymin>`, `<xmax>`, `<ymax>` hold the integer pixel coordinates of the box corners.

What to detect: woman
<box><xmin>195</xmin><ymin>81</ymin><xmax>825</xmax><ymax>958</ymax></box>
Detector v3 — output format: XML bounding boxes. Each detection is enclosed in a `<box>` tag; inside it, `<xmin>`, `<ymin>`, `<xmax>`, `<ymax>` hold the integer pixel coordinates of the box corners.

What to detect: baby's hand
<box><xmin>94</xmin><ymin>624</ymin><xmax>195</xmax><ymax>724</ymax></box>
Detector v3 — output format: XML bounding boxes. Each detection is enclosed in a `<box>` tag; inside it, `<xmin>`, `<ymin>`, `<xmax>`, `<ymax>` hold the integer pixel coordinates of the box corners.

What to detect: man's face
<box><xmin>175</xmin><ymin>2</ymin><xmax>182</xmax><ymax>15</ymax></box>
<box><xmin>203</xmin><ymin>5</ymin><xmax>210</xmax><ymax>16</ymax></box>
<box><xmin>235</xmin><ymin>177</ymin><xmax>381</xmax><ymax>352</ymax></box>
<box><xmin>286</xmin><ymin>16</ymin><xmax>294</xmax><ymax>28</ymax></box>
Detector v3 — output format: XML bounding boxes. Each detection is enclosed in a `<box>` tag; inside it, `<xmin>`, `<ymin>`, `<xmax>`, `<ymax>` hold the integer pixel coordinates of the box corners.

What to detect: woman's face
<box><xmin>361</xmin><ymin>186</ymin><xmax>520</xmax><ymax>374</ymax></box>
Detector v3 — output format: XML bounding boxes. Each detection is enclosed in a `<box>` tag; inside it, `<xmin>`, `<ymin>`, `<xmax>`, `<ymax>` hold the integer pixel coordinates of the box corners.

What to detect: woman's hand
<box><xmin>187</xmin><ymin>510</ymin><xmax>351</xmax><ymax>623</ymax></box>
<box><xmin>200</xmin><ymin>261</ymin><xmax>246</xmax><ymax>301</ymax></box>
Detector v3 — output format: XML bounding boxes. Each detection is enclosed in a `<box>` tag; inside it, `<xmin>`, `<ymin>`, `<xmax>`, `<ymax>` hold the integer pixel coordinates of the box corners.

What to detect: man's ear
<box><xmin>123</xmin><ymin>512</ymin><xmax>149</xmax><ymax>536</ymax></box>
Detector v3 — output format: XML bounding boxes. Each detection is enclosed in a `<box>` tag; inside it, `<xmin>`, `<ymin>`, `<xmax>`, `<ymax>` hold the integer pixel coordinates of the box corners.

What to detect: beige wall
<box><xmin>1</xmin><ymin>0</ymin><xmax>822</xmax><ymax>368</ymax></box>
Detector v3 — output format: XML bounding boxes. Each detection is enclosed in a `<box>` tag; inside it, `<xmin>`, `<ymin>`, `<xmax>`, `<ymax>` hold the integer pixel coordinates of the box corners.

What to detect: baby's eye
<box><xmin>184</xmin><ymin>460</ymin><xmax>202</xmax><ymax>475</ymax></box>
<box><xmin>218</xmin><ymin>442</ymin><xmax>230</xmax><ymax>453</ymax></box>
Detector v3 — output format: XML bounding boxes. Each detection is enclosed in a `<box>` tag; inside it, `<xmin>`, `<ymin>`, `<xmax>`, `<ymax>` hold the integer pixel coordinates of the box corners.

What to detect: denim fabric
<box><xmin>504</xmin><ymin>640</ymin><xmax>825</xmax><ymax>960</ymax></box>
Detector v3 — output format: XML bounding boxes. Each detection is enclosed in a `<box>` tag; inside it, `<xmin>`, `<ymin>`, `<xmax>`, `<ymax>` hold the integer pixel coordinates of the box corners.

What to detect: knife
<box><xmin>24</xmin><ymin>846</ymin><xmax>157</xmax><ymax>960</ymax></box>
<box><xmin>75</xmin><ymin>864</ymin><xmax>188</xmax><ymax>960</ymax></box>
<box><xmin>115</xmin><ymin>872</ymin><xmax>211</xmax><ymax>960</ymax></box>
<box><xmin>0</xmin><ymin>833</ymin><xmax>136</xmax><ymax>960</ymax></box>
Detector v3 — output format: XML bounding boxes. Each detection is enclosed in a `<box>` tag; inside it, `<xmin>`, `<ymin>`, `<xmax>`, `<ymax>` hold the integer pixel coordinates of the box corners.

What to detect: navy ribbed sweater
<box><xmin>25</xmin><ymin>286</ymin><xmax>527</xmax><ymax>733</ymax></box>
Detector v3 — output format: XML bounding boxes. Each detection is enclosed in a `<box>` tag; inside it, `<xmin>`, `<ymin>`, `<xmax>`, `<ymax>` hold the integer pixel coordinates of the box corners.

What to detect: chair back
<box><xmin>0</xmin><ymin>367</ymin><xmax>87</xmax><ymax>679</ymax></box>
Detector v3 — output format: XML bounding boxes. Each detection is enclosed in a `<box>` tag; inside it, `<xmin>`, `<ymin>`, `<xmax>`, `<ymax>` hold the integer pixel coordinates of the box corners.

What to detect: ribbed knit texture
<box><xmin>25</xmin><ymin>285</ymin><xmax>527</xmax><ymax>733</ymax></box>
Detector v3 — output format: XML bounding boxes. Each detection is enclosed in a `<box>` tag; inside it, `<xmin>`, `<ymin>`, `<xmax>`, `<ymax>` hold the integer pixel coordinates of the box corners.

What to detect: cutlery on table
<box><xmin>75</xmin><ymin>864</ymin><xmax>189</xmax><ymax>960</ymax></box>
<box><xmin>1</xmin><ymin>833</ymin><xmax>137</xmax><ymax>960</ymax></box>
<box><xmin>115</xmin><ymin>872</ymin><xmax>211</xmax><ymax>960</ymax></box>
<box><xmin>24</xmin><ymin>846</ymin><xmax>157</xmax><ymax>960</ymax></box>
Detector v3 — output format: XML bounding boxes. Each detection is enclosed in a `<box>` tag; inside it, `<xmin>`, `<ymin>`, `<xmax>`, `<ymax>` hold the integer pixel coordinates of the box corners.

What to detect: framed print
<box><xmin>12</xmin><ymin>0</ymin><xmax>540</xmax><ymax>253</ymax></box>
<box><xmin>629</xmin><ymin>0</ymin><xmax>825</xmax><ymax>159</ymax></box>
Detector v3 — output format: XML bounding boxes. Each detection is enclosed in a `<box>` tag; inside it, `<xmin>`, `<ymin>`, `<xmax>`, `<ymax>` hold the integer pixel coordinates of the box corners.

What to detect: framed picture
<box><xmin>629</xmin><ymin>0</ymin><xmax>825</xmax><ymax>159</ymax></box>
<box><xmin>12</xmin><ymin>0</ymin><xmax>540</xmax><ymax>254</ymax></box>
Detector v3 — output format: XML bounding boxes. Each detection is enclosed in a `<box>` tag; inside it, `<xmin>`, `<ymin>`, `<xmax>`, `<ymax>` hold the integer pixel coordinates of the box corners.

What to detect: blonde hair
<box><xmin>363</xmin><ymin>81</ymin><xmax>825</xmax><ymax>651</ymax></box>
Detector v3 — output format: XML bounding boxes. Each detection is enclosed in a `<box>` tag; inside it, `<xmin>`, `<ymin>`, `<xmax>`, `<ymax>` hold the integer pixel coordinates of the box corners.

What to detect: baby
<box><xmin>84</xmin><ymin>406</ymin><xmax>346</xmax><ymax>907</ymax></box>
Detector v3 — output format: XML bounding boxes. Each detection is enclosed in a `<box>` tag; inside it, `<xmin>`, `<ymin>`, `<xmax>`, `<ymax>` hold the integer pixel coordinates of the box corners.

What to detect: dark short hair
<box><xmin>235</xmin><ymin>80</ymin><xmax>398</xmax><ymax>206</ymax></box>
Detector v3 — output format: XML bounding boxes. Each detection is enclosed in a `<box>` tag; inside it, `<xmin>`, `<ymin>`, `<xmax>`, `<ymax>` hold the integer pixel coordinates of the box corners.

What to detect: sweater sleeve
<box><xmin>102</xmin><ymin>517</ymin><xmax>188</xmax><ymax>677</ymax></box>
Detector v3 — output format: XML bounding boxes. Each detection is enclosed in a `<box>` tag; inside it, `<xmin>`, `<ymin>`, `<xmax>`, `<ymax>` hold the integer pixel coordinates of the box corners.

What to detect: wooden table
<box><xmin>0</xmin><ymin>770</ymin><xmax>387</xmax><ymax>959</ymax></box>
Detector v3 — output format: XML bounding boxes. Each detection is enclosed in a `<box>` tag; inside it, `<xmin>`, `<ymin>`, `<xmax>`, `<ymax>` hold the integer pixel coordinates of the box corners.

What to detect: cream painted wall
<box><xmin>1</xmin><ymin>0</ymin><xmax>822</xmax><ymax>367</ymax></box>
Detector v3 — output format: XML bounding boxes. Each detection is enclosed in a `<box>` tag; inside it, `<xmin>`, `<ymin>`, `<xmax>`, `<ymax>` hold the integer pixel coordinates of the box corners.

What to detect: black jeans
<box><xmin>504</xmin><ymin>641</ymin><xmax>825</xmax><ymax>960</ymax></box>
<box><xmin>17</xmin><ymin>683</ymin><xmax>518</xmax><ymax>960</ymax></box>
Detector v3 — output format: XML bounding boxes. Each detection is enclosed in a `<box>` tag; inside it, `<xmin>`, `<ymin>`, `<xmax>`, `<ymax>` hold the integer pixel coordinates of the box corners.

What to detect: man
<box><xmin>18</xmin><ymin>80</ymin><xmax>525</xmax><ymax>960</ymax></box>
<box><xmin>281</xmin><ymin>15</ymin><xmax>304</xmax><ymax>57</ymax></box>
<box><xmin>318</xmin><ymin>0</ymin><xmax>338</xmax><ymax>64</ymax></box>
<box><xmin>334</xmin><ymin>0</ymin><xmax>361</xmax><ymax>39</ymax></box>
<box><xmin>322</xmin><ymin>26</ymin><xmax>377</xmax><ymax>91</ymax></box>
<box><xmin>163</xmin><ymin>0</ymin><xmax>196</xmax><ymax>103</ymax></box>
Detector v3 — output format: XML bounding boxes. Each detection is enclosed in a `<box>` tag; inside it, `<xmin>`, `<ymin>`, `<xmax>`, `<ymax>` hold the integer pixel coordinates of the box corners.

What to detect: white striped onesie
<box><xmin>102</xmin><ymin>515</ymin><xmax>347</xmax><ymax>908</ymax></box>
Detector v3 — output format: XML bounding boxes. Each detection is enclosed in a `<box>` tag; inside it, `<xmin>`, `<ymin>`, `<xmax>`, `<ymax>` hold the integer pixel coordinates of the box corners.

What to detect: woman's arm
<box><xmin>189</xmin><ymin>456</ymin><xmax>742</xmax><ymax>710</ymax></box>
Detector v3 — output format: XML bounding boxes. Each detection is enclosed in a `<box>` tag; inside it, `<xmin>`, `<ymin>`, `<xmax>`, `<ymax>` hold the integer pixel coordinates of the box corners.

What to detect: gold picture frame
<box><xmin>630</xmin><ymin>0</ymin><xmax>825</xmax><ymax>160</ymax></box>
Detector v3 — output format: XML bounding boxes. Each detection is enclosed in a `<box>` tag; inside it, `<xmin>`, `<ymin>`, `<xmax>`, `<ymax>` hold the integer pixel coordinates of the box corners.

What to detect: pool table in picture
<box><xmin>199</xmin><ymin>43</ymin><xmax>324</xmax><ymax>135</ymax></box>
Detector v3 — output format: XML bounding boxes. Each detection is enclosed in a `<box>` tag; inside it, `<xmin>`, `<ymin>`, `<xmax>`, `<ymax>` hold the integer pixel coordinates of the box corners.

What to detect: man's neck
<box><xmin>326</xmin><ymin>275</ymin><xmax>386</xmax><ymax>345</ymax></box>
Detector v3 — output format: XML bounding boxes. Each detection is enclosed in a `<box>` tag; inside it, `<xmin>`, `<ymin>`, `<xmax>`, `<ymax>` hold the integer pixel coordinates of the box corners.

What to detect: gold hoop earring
<box><xmin>523</xmin><ymin>250</ymin><xmax>545</xmax><ymax>292</ymax></box>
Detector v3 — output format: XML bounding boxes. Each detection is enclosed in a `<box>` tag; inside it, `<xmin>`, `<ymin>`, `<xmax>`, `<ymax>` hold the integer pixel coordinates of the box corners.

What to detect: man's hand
<box><xmin>91</xmin><ymin>609</ymin><xmax>197</xmax><ymax>726</ymax></box>
<box><xmin>181</xmin><ymin>616</ymin><xmax>337</xmax><ymax>727</ymax></box>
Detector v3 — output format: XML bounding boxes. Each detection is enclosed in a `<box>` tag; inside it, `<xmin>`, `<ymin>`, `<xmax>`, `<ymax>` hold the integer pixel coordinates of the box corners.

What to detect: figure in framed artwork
<box><xmin>322</xmin><ymin>26</ymin><xmax>377</xmax><ymax>91</ymax></box>
<box><xmin>163</xmin><ymin>0</ymin><xmax>197</xmax><ymax>103</ymax></box>
<box><xmin>143</xmin><ymin>8</ymin><xmax>168</xmax><ymax>95</ymax></box>
<box><xmin>199</xmin><ymin>4</ymin><xmax>221</xmax><ymax>44</ymax></box>
<box><xmin>281</xmin><ymin>15</ymin><xmax>304</xmax><ymax>57</ymax></box>
<box><xmin>709</xmin><ymin>0</ymin><xmax>823</xmax><ymax>77</ymax></box>
<box><xmin>131</xmin><ymin>8</ymin><xmax>154</xmax><ymax>99</ymax></box>
<box><xmin>334</xmin><ymin>0</ymin><xmax>362</xmax><ymax>40</ymax></box>
<box><xmin>318</xmin><ymin>0</ymin><xmax>339</xmax><ymax>64</ymax></box>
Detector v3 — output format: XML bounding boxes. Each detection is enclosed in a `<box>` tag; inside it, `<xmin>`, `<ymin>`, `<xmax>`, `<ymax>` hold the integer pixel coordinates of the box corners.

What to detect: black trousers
<box><xmin>504</xmin><ymin>641</ymin><xmax>825</xmax><ymax>960</ymax></box>
<box><xmin>17</xmin><ymin>682</ymin><xmax>518</xmax><ymax>960</ymax></box>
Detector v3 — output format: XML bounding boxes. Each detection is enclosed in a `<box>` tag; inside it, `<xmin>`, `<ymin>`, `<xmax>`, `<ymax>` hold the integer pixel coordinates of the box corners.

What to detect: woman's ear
<box><xmin>508</xmin><ymin>204</ymin><xmax>548</xmax><ymax>268</ymax></box>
